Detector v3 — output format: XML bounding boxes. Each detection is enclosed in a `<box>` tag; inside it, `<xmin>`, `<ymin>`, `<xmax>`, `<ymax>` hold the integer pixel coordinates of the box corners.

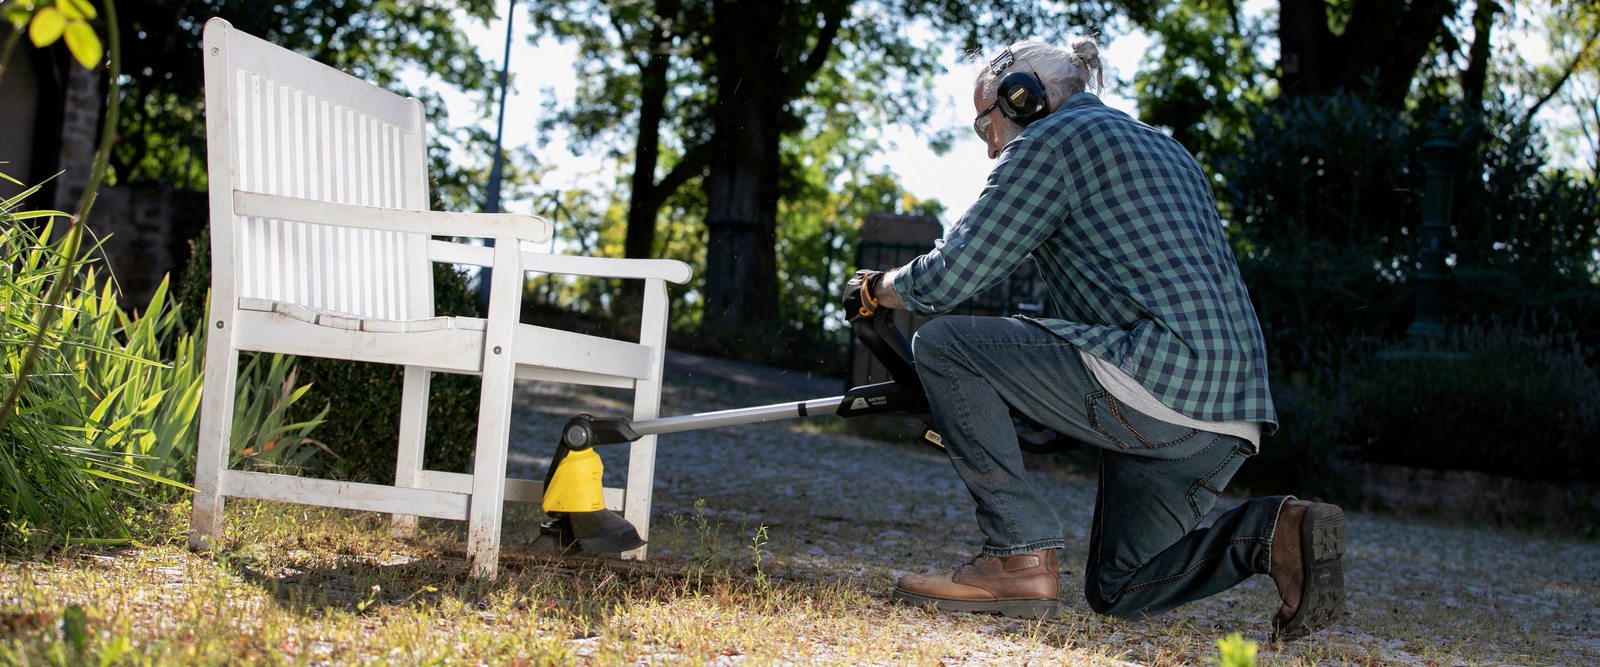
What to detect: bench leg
<box><xmin>622</xmin><ymin>278</ymin><xmax>670</xmax><ymax>560</ymax></box>
<box><xmin>467</xmin><ymin>244</ymin><xmax>524</xmax><ymax>579</ymax></box>
<box><xmin>467</xmin><ymin>370</ymin><xmax>515</xmax><ymax>578</ymax></box>
<box><xmin>190</xmin><ymin>346</ymin><xmax>240</xmax><ymax>551</ymax></box>
<box><xmin>392</xmin><ymin>366</ymin><xmax>430</xmax><ymax>538</ymax></box>
<box><xmin>623</xmin><ymin>434</ymin><xmax>658</xmax><ymax>560</ymax></box>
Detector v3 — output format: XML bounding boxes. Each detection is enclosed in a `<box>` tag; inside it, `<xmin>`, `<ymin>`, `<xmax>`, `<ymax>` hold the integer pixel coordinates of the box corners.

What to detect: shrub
<box><xmin>1215</xmin><ymin>92</ymin><xmax>1600</xmax><ymax>496</ymax></box>
<box><xmin>1220</xmin><ymin>92</ymin><xmax>1422</xmax><ymax>255</ymax></box>
<box><xmin>287</xmin><ymin>262</ymin><xmax>483</xmax><ymax>483</ymax></box>
<box><xmin>1237</xmin><ymin>372</ymin><xmax>1362</xmax><ymax>501</ymax></box>
<box><xmin>1236</xmin><ymin>244</ymin><xmax>1410</xmax><ymax>372</ymax></box>
<box><xmin>1241</xmin><ymin>316</ymin><xmax>1600</xmax><ymax>499</ymax></box>
<box><xmin>1223</xmin><ymin>92</ymin><xmax>1600</xmax><ymax>361</ymax></box>
<box><xmin>1345</xmin><ymin>320</ymin><xmax>1600</xmax><ymax>483</ymax></box>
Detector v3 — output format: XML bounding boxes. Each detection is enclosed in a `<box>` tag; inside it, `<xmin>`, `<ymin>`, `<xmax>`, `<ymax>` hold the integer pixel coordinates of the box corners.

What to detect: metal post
<box><xmin>1406</xmin><ymin>128</ymin><xmax>1459</xmax><ymax>338</ymax></box>
<box><xmin>543</xmin><ymin>191</ymin><xmax>561</xmax><ymax>306</ymax></box>
<box><xmin>477</xmin><ymin>0</ymin><xmax>517</xmax><ymax>313</ymax></box>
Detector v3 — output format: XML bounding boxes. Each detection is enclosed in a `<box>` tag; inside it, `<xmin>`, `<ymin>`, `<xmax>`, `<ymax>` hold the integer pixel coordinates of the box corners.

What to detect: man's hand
<box><xmin>842</xmin><ymin>269</ymin><xmax>885</xmax><ymax>323</ymax></box>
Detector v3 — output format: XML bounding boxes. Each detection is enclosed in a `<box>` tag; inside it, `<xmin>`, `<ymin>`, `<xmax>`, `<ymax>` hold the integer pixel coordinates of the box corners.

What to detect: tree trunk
<box><xmin>1279</xmin><ymin>0</ymin><xmax>1460</xmax><ymax>106</ymax></box>
<box><xmin>700</xmin><ymin>0</ymin><xmax>785</xmax><ymax>352</ymax></box>
<box><xmin>624</xmin><ymin>0</ymin><xmax>679</xmax><ymax>261</ymax></box>
<box><xmin>1341</xmin><ymin>0</ymin><xmax>1459</xmax><ymax>107</ymax></box>
<box><xmin>1278</xmin><ymin>0</ymin><xmax>1338</xmax><ymax>97</ymax></box>
<box><xmin>1460</xmin><ymin>0</ymin><xmax>1500</xmax><ymax>108</ymax></box>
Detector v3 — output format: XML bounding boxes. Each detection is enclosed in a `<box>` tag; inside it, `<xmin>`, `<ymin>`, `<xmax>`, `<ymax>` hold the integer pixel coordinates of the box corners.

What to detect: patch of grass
<box><xmin>0</xmin><ymin>501</ymin><xmax>1124</xmax><ymax>665</ymax></box>
<box><xmin>1</xmin><ymin>497</ymin><xmax>1594</xmax><ymax>666</ymax></box>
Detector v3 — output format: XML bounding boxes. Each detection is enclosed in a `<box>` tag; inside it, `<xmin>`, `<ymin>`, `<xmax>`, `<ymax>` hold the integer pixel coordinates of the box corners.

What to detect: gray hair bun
<box><xmin>1068</xmin><ymin>37</ymin><xmax>1105</xmax><ymax>92</ymax></box>
<box><xmin>974</xmin><ymin>36</ymin><xmax>1109</xmax><ymax>116</ymax></box>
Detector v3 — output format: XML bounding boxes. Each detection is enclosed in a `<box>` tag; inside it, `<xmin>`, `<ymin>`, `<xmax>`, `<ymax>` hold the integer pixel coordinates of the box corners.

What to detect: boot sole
<box><xmin>890</xmin><ymin>588</ymin><xmax>1061</xmax><ymax>620</ymax></box>
<box><xmin>1273</xmin><ymin>502</ymin><xmax>1348</xmax><ymax>641</ymax></box>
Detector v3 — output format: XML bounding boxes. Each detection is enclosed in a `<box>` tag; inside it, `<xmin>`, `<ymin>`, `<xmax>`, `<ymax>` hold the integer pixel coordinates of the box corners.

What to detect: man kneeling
<box><xmin>847</xmin><ymin>37</ymin><xmax>1347</xmax><ymax>641</ymax></box>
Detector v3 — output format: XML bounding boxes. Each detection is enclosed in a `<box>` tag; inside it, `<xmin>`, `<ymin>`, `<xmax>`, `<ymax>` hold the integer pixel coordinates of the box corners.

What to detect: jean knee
<box><xmin>911</xmin><ymin>317</ymin><xmax>960</xmax><ymax>368</ymax></box>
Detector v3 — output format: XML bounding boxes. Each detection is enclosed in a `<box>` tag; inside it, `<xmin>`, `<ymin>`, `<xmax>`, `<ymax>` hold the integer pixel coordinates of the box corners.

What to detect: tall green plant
<box><xmin>1</xmin><ymin>218</ymin><xmax>183</xmax><ymax>544</ymax></box>
<box><xmin>2</xmin><ymin>2</ymin><xmax>334</xmax><ymax>549</ymax></box>
<box><xmin>1348</xmin><ymin>319</ymin><xmax>1600</xmax><ymax>482</ymax></box>
<box><xmin>2</xmin><ymin>214</ymin><xmax>329</xmax><ymax>548</ymax></box>
<box><xmin>229</xmin><ymin>354</ymin><xmax>330</xmax><ymax>473</ymax></box>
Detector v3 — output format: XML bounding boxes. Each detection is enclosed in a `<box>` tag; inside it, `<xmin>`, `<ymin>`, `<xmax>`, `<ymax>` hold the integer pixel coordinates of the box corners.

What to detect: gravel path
<box><xmin>504</xmin><ymin>363</ymin><xmax>1600</xmax><ymax>666</ymax></box>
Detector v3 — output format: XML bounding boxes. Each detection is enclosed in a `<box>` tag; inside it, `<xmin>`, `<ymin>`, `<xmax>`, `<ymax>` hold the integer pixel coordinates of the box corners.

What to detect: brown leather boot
<box><xmin>891</xmin><ymin>549</ymin><xmax>1061</xmax><ymax>619</ymax></box>
<box><xmin>1270</xmin><ymin>500</ymin><xmax>1348</xmax><ymax>641</ymax></box>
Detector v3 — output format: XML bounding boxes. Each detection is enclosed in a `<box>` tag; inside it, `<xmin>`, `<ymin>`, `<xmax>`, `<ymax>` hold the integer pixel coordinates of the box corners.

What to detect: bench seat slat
<box><xmin>224</xmin><ymin>470</ymin><xmax>469</xmax><ymax>520</ymax></box>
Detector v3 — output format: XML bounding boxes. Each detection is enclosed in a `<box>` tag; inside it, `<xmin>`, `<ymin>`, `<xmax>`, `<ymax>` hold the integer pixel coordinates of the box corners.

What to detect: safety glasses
<box><xmin>973</xmin><ymin>100</ymin><xmax>999</xmax><ymax>140</ymax></box>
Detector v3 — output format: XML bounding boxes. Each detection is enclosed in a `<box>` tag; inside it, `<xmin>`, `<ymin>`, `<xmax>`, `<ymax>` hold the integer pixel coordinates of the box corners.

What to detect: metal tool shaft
<box><xmin>629</xmin><ymin>396</ymin><xmax>845</xmax><ymax>436</ymax></box>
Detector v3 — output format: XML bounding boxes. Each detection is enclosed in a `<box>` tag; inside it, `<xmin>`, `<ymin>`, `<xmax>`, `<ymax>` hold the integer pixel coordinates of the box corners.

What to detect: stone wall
<box><xmin>83</xmin><ymin>185</ymin><xmax>208</xmax><ymax>312</ymax></box>
<box><xmin>1359</xmin><ymin>463</ymin><xmax>1600</xmax><ymax>534</ymax></box>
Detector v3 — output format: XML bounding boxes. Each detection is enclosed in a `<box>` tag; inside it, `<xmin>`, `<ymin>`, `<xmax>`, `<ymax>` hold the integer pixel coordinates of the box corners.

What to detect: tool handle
<box><xmin>851</xmin><ymin>309</ymin><xmax>922</xmax><ymax>393</ymax></box>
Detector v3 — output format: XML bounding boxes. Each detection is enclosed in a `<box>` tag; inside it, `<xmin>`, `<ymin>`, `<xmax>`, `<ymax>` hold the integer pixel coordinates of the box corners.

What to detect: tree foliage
<box><xmin>527</xmin><ymin>0</ymin><xmax>1117</xmax><ymax>356</ymax></box>
<box><xmin>1127</xmin><ymin>0</ymin><xmax>1277</xmax><ymax>166</ymax></box>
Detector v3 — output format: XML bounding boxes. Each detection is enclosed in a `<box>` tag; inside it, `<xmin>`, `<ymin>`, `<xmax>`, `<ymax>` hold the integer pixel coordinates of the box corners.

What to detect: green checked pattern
<box><xmin>897</xmin><ymin>93</ymin><xmax>1276</xmax><ymax>429</ymax></box>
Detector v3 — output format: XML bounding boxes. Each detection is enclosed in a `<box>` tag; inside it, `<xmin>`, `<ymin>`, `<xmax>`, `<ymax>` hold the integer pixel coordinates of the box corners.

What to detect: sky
<box><xmin>403</xmin><ymin>1</ymin><xmax>1588</xmax><ymax>227</ymax></box>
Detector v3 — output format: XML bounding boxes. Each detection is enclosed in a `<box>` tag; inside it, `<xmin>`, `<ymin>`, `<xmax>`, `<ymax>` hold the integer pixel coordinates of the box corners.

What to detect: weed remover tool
<box><xmin>534</xmin><ymin>309</ymin><xmax>1079</xmax><ymax>554</ymax></box>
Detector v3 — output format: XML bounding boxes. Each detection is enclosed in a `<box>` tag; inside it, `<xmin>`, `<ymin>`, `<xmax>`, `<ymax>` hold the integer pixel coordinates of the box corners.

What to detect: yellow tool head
<box><xmin>542</xmin><ymin>448</ymin><xmax>606</xmax><ymax>513</ymax></box>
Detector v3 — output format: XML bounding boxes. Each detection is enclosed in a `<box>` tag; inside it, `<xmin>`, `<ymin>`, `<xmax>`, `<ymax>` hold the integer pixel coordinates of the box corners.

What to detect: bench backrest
<box><xmin>203</xmin><ymin>18</ymin><xmax>433</xmax><ymax>322</ymax></box>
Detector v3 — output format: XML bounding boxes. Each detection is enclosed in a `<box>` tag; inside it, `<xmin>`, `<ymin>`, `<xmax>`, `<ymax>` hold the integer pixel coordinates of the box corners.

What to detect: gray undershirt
<box><xmin>1079</xmin><ymin>351</ymin><xmax>1263</xmax><ymax>448</ymax></box>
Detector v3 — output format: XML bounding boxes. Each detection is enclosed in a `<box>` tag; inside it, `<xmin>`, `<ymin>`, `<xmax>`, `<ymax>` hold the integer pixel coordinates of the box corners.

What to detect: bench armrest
<box><xmin>234</xmin><ymin>191</ymin><xmax>551</xmax><ymax>244</ymax></box>
<box><xmin>424</xmin><ymin>240</ymin><xmax>693</xmax><ymax>285</ymax></box>
<box><xmin>522</xmin><ymin>251</ymin><xmax>693</xmax><ymax>285</ymax></box>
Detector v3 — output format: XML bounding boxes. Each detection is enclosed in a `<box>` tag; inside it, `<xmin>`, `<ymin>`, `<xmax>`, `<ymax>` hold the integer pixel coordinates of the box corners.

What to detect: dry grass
<box><xmin>0</xmin><ymin>504</ymin><xmax>1133</xmax><ymax>665</ymax></box>
<box><xmin>3</xmin><ymin>374</ymin><xmax>1598</xmax><ymax>665</ymax></box>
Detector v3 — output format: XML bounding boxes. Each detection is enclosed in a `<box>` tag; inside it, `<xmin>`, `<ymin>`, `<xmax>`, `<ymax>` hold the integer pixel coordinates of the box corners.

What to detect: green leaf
<box><xmin>58</xmin><ymin>0</ymin><xmax>97</xmax><ymax>21</ymax></box>
<box><xmin>86</xmin><ymin>465</ymin><xmax>192</xmax><ymax>491</ymax></box>
<box><xmin>82</xmin><ymin>468</ymin><xmax>140</xmax><ymax>485</ymax></box>
<box><xmin>87</xmin><ymin>382</ymin><xmax>126</xmax><ymax>424</ymax></box>
<box><xmin>3</xmin><ymin>2</ymin><xmax>33</xmax><ymax>28</ymax></box>
<box><xmin>27</xmin><ymin>6</ymin><xmax>65</xmax><ymax>47</ymax></box>
<box><xmin>62</xmin><ymin>19</ymin><xmax>100</xmax><ymax>69</ymax></box>
<box><xmin>60</xmin><ymin>341</ymin><xmax>169</xmax><ymax>368</ymax></box>
<box><xmin>6</xmin><ymin>209</ymin><xmax>73</xmax><ymax>220</ymax></box>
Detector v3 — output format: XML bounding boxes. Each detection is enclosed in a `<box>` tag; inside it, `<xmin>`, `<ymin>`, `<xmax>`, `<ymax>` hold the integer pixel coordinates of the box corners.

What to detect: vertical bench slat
<box><xmin>229</xmin><ymin>73</ymin><xmax>423</xmax><ymax>319</ymax></box>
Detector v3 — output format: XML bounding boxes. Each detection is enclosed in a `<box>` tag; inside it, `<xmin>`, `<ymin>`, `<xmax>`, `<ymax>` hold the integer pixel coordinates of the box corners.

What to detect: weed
<box><xmin>1213</xmin><ymin>633</ymin><xmax>1258</xmax><ymax>667</ymax></box>
<box><xmin>690</xmin><ymin>498</ymin><xmax>720</xmax><ymax>563</ymax></box>
<box><xmin>748</xmin><ymin>524</ymin><xmax>771</xmax><ymax>594</ymax></box>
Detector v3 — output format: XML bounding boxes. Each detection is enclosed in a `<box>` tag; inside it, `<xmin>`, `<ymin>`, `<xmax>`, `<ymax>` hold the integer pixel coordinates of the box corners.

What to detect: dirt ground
<box><xmin>502</xmin><ymin>360</ymin><xmax>1600</xmax><ymax>667</ymax></box>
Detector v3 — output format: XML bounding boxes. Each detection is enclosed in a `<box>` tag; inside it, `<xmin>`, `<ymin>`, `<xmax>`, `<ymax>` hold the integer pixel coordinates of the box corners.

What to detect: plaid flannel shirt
<box><xmin>897</xmin><ymin>93</ymin><xmax>1277</xmax><ymax>429</ymax></box>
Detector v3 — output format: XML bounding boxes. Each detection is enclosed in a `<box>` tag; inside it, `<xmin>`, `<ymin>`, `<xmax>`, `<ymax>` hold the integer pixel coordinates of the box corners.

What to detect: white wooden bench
<box><xmin>191</xmin><ymin>18</ymin><xmax>689</xmax><ymax>578</ymax></box>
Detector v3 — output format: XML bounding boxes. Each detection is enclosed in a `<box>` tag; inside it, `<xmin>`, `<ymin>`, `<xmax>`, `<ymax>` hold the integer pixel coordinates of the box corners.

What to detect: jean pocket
<box><xmin>1087</xmin><ymin>390</ymin><xmax>1202</xmax><ymax>452</ymax></box>
<box><xmin>1186</xmin><ymin>440</ymin><xmax>1250</xmax><ymax>521</ymax></box>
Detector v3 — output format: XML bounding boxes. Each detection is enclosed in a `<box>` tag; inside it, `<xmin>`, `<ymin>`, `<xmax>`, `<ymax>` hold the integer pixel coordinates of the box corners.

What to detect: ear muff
<box><xmin>996</xmin><ymin>70</ymin><xmax>1050</xmax><ymax>127</ymax></box>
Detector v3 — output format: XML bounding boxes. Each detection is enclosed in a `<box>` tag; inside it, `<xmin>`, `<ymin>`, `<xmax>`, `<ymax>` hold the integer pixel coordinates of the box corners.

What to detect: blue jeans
<box><xmin>912</xmin><ymin>315</ymin><xmax>1287</xmax><ymax>619</ymax></box>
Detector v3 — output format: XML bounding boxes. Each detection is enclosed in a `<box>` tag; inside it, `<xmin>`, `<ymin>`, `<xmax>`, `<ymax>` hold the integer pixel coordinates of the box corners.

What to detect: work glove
<box><xmin>842</xmin><ymin>269</ymin><xmax>885</xmax><ymax>323</ymax></box>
